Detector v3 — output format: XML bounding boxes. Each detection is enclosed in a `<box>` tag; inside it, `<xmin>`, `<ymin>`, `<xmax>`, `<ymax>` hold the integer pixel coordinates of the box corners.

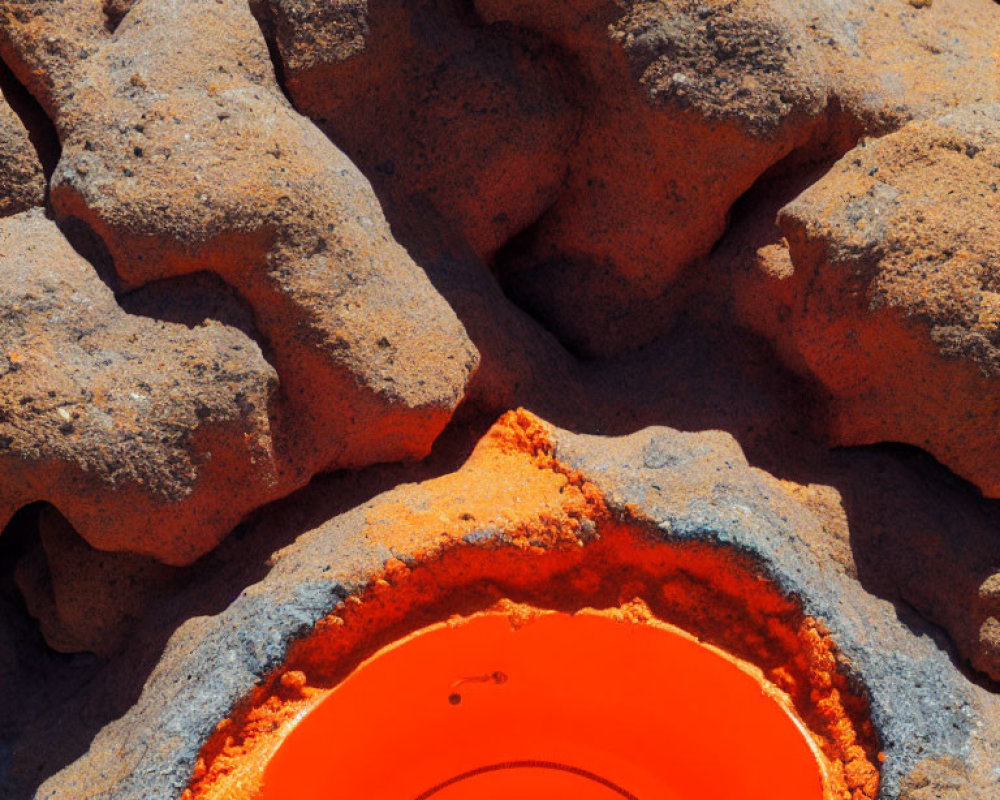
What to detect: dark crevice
<box><xmin>102</xmin><ymin>0</ymin><xmax>137</xmax><ymax>34</ymax></box>
<box><xmin>829</xmin><ymin>440</ymin><xmax>1000</xmax><ymax>687</ymax></box>
<box><xmin>448</xmin><ymin>0</ymin><xmax>487</xmax><ymax>28</ymax></box>
<box><xmin>0</xmin><ymin>58</ymin><xmax>61</xmax><ymax>184</ymax></box>
<box><xmin>56</xmin><ymin>215</ymin><xmax>121</xmax><ymax>292</ymax></box>
<box><xmin>118</xmin><ymin>271</ymin><xmax>272</xmax><ymax>359</ymax></box>
<box><xmin>247</xmin><ymin>0</ymin><xmax>292</xmax><ymax>105</ymax></box>
<box><xmin>489</xmin><ymin>201</ymin><xmax>573</xmax><ymax>348</ymax></box>
<box><xmin>0</xmin><ymin>504</ymin><xmax>102</xmax><ymax>800</ymax></box>
<box><xmin>723</xmin><ymin>96</ymin><xmax>871</xmax><ymax>240</ymax></box>
<box><xmin>491</xmin><ymin>95</ymin><xmax>873</xmax><ymax>361</ymax></box>
<box><xmin>1</xmin><ymin>506</ymin><xmax>45</xmax><ymax>627</ymax></box>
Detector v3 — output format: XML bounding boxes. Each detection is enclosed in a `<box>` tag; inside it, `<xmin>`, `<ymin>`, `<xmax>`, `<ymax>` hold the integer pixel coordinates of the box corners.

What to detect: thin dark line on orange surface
<box><xmin>413</xmin><ymin>759</ymin><xmax>641</xmax><ymax>799</ymax></box>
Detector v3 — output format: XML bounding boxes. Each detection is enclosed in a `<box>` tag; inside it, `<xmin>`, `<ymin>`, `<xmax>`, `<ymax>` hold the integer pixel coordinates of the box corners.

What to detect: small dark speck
<box><xmin>868</xmin><ymin>167</ymin><xmax>878</xmax><ymax>176</ymax></box>
<box><xmin>448</xmin><ymin>693</ymin><xmax>462</xmax><ymax>705</ymax></box>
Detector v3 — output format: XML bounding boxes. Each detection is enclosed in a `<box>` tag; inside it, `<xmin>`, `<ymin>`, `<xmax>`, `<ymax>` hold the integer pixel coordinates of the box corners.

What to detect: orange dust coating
<box><xmin>182</xmin><ymin>411</ymin><xmax>879</xmax><ymax>800</ymax></box>
<box><xmin>363</xmin><ymin>409</ymin><xmax>607</xmax><ymax>554</ymax></box>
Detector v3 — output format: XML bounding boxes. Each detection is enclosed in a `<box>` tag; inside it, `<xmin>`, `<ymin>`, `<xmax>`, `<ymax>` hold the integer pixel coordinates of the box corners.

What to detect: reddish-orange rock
<box><xmin>0</xmin><ymin>210</ymin><xmax>283</xmax><ymax>564</ymax></box>
<box><xmin>475</xmin><ymin>0</ymin><xmax>999</xmax><ymax>356</ymax></box>
<box><xmin>0</xmin><ymin>0</ymin><xmax>478</xmax><ymax>563</ymax></box>
<box><xmin>477</xmin><ymin>0</ymin><xmax>832</xmax><ymax>356</ymax></box>
<box><xmin>251</xmin><ymin>0</ymin><xmax>589</xmax><ymax>421</ymax></box>
<box><xmin>735</xmin><ymin>107</ymin><xmax>1000</xmax><ymax>498</ymax></box>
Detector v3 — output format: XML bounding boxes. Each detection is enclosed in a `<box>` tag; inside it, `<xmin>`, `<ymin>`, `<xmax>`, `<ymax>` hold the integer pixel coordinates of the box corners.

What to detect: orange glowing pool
<box><xmin>257</xmin><ymin>611</ymin><xmax>827</xmax><ymax>800</ymax></box>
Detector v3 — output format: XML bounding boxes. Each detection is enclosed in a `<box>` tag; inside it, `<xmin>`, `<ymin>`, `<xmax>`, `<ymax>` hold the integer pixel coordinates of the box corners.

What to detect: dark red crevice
<box><xmin>0</xmin><ymin>58</ymin><xmax>61</xmax><ymax>183</ymax></box>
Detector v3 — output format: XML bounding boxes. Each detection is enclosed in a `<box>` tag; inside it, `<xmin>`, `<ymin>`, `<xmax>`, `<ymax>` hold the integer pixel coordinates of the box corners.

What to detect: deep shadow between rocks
<box><xmin>119</xmin><ymin>271</ymin><xmax>271</xmax><ymax>357</ymax></box>
<box><xmin>0</xmin><ymin>504</ymin><xmax>101</xmax><ymax>799</ymax></box>
<box><xmin>56</xmin><ymin>215</ymin><xmax>122</xmax><ymax>293</ymax></box>
<box><xmin>0</xmin><ymin>59</ymin><xmax>61</xmax><ymax>183</ymax></box>
<box><xmin>828</xmin><ymin>443</ymin><xmax>1000</xmax><ymax>690</ymax></box>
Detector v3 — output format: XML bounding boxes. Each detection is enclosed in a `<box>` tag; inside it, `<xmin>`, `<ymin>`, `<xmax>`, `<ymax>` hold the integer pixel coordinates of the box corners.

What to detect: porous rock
<box><xmin>0</xmin><ymin>210</ymin><xmax>280</xmax><ymax>564</ymax></box>
<box><xmin>252</xmin><ymin>0</ymin><xmax>587</xmax><ymax>419</ymax></box>
<box><xmin>0</xmin><ymin>0</ymin><xmax>478</xmax><ymax>563</ymax></box>
<box><xmin>477</xmin><ymin>0</ymin><xmax>831</xmax><ymax>355</ymax></box>
<box><xmin>477</xmin><ymin>0</ymin><xmax>999</xmax><ymax>356</ymax></box>
<box><xmin>736</xmin><ymin>106</ymin><xmax>1000</xmax><ymax>498</ymax></box>
<box><xmin>260</xmin><ymin>0</ymin><xmax>580</xmax><ymax>262</ymax></box>
<box><xmin>14</xmin><ymin>507</ymin><xmax>181</xmax><ymax>658</ymax></box>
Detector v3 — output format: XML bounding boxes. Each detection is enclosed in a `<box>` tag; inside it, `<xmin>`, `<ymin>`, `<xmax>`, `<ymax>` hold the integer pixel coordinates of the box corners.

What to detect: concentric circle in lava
<box><xmin>257</xmin><ymin>610</ymin><xmax>825</xmax><ymax>800</ymax></box>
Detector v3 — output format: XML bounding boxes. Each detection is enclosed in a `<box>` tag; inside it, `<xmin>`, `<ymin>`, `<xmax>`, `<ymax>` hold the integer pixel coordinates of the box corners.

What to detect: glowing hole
<box><xmin>257</xmin><ymin>611</ymin><xmax>826</xmax><ymax>800</ymax></box>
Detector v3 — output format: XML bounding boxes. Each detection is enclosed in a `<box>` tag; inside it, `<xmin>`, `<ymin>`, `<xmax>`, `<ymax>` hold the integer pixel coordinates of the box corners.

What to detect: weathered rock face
<box><xmin>476</xmin><ymin>0</ymin><xmax>832</xmax><ymax>356</ymax></box>
<box><xmin>736</xmin><ymin>107</ymin><xmax>1000</xmax><ymax>497</ymax></box>
<box><xmin>0</xmin><ymin>210</ymin><xmax>284</xmax><ymax>563</ymax></box>
<box><xmin>0</xmin><ymin>0</ymin><xmax>478</xmax><ymax>564</ymax></box>
<box><xmin>812</xmin><ymin>444</ymin><xmax>1000</xmax><ymax>688</ymax></box>
<box><xmin>479</xmin><ymin>0</ymin><xmax>998</xmax><ymax>356</ymax></box>
<box><xmin>262</xmin><ymin>0</ymin><xmax>580</xmax><ymax>263</ymax></box>
<box><xmin>14</xmin><ymin>507</ymin><xmax>180</xmax><ymax>658</ymax></box>
<box><xmin>250</xmin><ymin>0</ymin><xmax>590</xmax><ymax>422</ymax></box>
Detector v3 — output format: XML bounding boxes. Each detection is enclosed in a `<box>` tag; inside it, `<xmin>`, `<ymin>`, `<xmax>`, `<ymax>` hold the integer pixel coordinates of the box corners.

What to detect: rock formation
<box><xmin>0</xmin><ymin>0</ymin><xmax>478</xmax><ymax>564</ymax></box>
<box><xmin>737</xmin><ymin>107</ymin><xmax>1000</xmax><ymax>497</ymax></box>
<box><xmin>1</xmin><ymin>1</ymin><xmax>999</xmax><ymax>799</ymax></box>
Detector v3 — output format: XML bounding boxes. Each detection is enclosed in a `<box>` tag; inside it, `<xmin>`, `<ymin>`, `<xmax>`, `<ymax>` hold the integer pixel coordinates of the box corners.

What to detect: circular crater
<box><xmin>256</xmin><ymin>610</ymin><xmax>826</xmax><ymax>800</ymax></box>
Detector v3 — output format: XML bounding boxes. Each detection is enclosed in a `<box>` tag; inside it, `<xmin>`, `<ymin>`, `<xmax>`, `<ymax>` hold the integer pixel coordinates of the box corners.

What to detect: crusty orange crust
<box><xmin>183</xmin><ymin>411</ymin><xmax>879</xmax><ymax>800</ymax></box>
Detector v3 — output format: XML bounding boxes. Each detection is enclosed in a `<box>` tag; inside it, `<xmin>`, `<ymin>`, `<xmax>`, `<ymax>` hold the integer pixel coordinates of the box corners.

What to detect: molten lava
<box><xmin>256</xmin><ymin>611</ymin><xmax>825</xmax><ymax>800</ymax></box>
